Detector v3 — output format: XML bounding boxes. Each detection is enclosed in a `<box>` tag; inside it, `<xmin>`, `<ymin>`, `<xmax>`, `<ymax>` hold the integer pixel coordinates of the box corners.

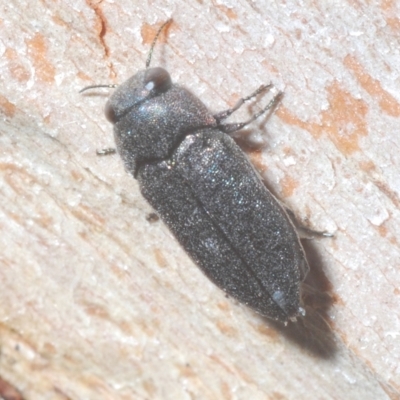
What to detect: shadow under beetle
<box><xmin>82</xmin><ymin>20</ymin><xmax>312</xmax><ymax>323</ymax></box>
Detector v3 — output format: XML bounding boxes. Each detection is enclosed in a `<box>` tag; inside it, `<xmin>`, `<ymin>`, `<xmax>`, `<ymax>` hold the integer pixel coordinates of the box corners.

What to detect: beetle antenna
<box><xmin>79</xmin><ymin>84</ymin><xmax>117</xmax><ymax>93</ymax></box>
<box><xmin>145</xmin><ymin>19</ymin><xmax>172</xmax><ymax>69</ymax></box>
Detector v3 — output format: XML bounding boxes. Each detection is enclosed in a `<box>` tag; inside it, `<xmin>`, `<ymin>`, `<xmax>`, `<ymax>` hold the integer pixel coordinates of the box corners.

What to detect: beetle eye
<box><xmin>105</xmin><ymin>101</ymin><xmax>117</xmax><ymax>123</ymax></box>
<box><xmin>144</xmin><ymin>67</ymin><xmax>172</xmax><ymax>94</ymax></box>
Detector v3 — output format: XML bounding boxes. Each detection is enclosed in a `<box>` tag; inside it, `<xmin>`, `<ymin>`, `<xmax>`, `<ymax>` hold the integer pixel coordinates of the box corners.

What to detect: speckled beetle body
<box><xmin>90</xmin><ymin>21</ymin><xmax>311</xmax><ymax>323</ymax></box>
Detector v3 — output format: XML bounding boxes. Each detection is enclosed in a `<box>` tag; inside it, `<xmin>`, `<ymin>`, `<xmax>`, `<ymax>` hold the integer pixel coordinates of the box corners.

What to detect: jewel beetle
<box><xmin>83</xmin><ymin>20</ymin><xmax>311</xmax><ymax>323</ymax></box>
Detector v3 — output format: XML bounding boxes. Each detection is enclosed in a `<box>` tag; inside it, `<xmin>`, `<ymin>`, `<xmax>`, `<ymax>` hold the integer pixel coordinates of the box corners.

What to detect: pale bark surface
<box><xmin>0</xmin><ymin>1</ymin><xmax>399</xmax><ymax>399</ymax></box>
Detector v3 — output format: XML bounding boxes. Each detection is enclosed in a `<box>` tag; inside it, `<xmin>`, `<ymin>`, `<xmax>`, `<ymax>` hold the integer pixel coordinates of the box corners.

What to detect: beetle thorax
<box><xmin>106</xmin><ymin>68</ymin><xmax>216</xmax><ymax>176</ymax></box>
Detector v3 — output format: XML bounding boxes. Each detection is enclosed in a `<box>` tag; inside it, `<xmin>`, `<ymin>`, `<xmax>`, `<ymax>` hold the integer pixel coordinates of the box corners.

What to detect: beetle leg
<box><xmin>96</xmin><ymin>148</ymin><xmax>117</xmax><ymax>156</ymax></box>
<box><xmin>296</xmin><ymin>226</ymin><xmax>334</xmax><ymax>239</ymax></box>
<box><xmin>213</xmin><ymin>84</ymin><xmax>273</xmax><ymax>123</ymax></box>
<box><xmin>218</xmin><ymin>91</ymin><xmax>283</xmax><ymax>134</ymax></box>
<box><xmin>282</xmin><ymin>207</ymin><xmax>333</xmax><ymax>239</ymax></box>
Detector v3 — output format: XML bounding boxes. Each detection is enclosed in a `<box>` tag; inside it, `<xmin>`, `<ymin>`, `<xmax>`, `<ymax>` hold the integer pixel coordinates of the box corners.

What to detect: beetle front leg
<box><xmin>213</xmin><ymin>84</ymin><xmax>273</xmax><ymax>123</ymax></box>
<box><xmin>217</xmin><ymin>91</ymin><xmax>283</xmax><ymax>135</ymax></box>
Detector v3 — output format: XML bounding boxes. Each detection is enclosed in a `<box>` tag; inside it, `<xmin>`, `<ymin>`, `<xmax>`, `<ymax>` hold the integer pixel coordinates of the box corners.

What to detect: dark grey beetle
<box><xmin>83</xmin><ymin>21</ymin><xmax>311</xmax><ymax>323</ymax></box>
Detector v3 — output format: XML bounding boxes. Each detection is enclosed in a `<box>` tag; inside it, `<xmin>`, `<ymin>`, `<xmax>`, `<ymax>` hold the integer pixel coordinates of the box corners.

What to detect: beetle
<box><xmin>82</xmin><ymin>20</ymin><xmax>312</xmax><ymax>323</ymax></box>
